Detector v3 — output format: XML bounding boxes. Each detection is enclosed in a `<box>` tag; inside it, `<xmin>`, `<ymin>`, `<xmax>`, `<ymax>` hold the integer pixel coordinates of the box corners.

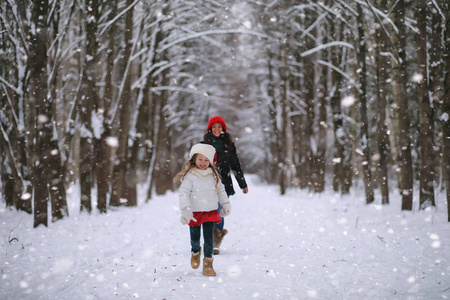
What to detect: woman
<box><xmin>204</xmin><ymin>116</ymin><xmax>248</xmax><ymax>254</ymax></box>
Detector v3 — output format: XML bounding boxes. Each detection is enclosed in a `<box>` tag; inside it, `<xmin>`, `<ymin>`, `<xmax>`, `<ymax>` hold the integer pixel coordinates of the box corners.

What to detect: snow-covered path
<box><xmin>1</xmin><ymin>175</ymin><xmax>449</xmax><ymax>299</ymax></box>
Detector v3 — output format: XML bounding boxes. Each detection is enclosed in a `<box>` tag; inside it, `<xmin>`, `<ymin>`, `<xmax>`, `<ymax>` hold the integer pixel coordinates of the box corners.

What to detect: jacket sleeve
<box><xmin>179</xmin><ymin>175</ymin><xmax>193</xmax><ymax>210</ymax></box>
<box><xmin>217</xmin><ymin>182</ymin><xmax>230</xmax><ymax>206</ymax></box>
<box><xmin>228</xmin><ymin>144</ymin><xmax>248</xmax><ymax>189</ymax></box>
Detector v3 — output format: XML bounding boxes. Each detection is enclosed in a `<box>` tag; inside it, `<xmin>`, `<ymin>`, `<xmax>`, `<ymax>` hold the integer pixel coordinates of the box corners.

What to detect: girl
<box><xmin>204</xmin><ymin>116</ymin><xmax>248</xmax><ymax>254</ymax></box>
<box><xmin>174</xmin><ymin>143</ymin><xmax>231</xmax><ymax>276</ymax></box>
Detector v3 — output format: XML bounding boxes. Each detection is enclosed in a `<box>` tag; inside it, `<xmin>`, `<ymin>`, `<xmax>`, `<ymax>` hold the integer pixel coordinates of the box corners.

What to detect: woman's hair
<box><xmin>173</xmin><ymin>154</ymin><xmax>222</xmax><ymax>189</ymax></box>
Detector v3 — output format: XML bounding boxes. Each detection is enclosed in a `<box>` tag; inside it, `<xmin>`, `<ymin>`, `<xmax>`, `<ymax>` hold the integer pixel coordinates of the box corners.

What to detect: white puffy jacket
<box><xmin>179</xmin><ymin>168</ymin><xmax>229</xmax><ymax>212</ymax></box>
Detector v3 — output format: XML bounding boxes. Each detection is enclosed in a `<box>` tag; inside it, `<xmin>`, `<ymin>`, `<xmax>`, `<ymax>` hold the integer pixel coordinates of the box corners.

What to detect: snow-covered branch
<box><xmin>301</xmin><ymin>42</ymin><xmax>354</xmax><ymax>57</ymax></box>
<box><xmin>157</xmin><ymin>29</ymin><xmax>270</xmax><ymax>53</ymax></box>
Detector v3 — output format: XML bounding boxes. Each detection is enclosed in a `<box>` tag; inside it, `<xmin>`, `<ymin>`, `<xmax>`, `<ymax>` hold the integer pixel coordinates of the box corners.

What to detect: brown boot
<box><xmin>202</xmin><ymin>257</ymin><xmax>216</xmax><ymax>276</ymax></box>
<box><xmin>191</xmin><ymin>247</ymin><xmax>201</xmax><ymax>269</ymax></box>
<box><xmin>213</xmin><ymin>228</ymin><xmax>228</xmax><ymax>255</ymax></box>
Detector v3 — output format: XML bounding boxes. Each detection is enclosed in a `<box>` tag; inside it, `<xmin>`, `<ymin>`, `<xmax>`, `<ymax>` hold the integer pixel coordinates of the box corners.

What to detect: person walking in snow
<box><xmin>203</xmin><ymin>116</ymin><xmax>248</xmax><ymax>254</ymax></box>
<box><xmin>174</xmin><ymin>143</ymin><xmax>231</xmax><ymax>276</ymax></box>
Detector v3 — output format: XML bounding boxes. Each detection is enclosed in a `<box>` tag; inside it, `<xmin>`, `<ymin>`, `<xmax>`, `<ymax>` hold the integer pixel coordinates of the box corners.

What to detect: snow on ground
<box><xmin>1</xmin><ymin>175</ymin><xmax>449</xmax><ymax>300</ymax></box>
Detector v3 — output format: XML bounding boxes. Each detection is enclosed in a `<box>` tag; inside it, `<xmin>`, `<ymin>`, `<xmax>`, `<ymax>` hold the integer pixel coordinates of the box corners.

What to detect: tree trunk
<box><xmin>429</xmin><ymin>0</ymin><xmax>445</xmax><ymax>188</ymax></box>
<box><xmin>316</xmin><ymin>61</ymin><xmax>327</xmax><ymax>193</ymax></box>
<box><xmin>375</xmin><ymin>0</ymin><xmax>390</xmax><ymax>204</ymax></box>
<box><xmin>267</xmin><ymin>50</ymin><xmax>281</xmax><ymax>185</ymax></box>
<box><xmin>30</xmin><ymin>0</ymin><xmax>50</xmax><ymax>227</ymax></box>
<box><xmin>330</xmin><ymin>20</ymin><xmax>350</xmax><ymax>194</ymax></box>
<box><xmin>111</xmin><ymin>0</ymin><xmax>136</xmax><ymax>206</ymax></box>
<box><xmin>79</xmin><ymin>0</ymin><xmax>100</xmax><ymax>213</ymax></box>
<box><xmin>146</xmin><ymin>82</ymin><xmax>158</xmax><ymax>201</ymax></box>
<box><xmin>416</xmin><ymin>0</ymin><xmax>436</xmax><ymax>209</ymax></box>
<box><xmin>48</xmin><ymin>138</ymin><xmax>69</xmax><ymax>221</ymax></box>
<box><xmin>356</xmin><ymin>4</ymin><xmax>374</xmax><ymax>204</ymax></box>
<box><xmin>444</xmin><ymin>0</ymin><xmax>450</xmax><ymax>221</ymax></box>
<box><xmin>144</xmin><ymin>68</ymin><xmax>157</xmax><ymax>202</ymax></box>
<box><xmin>300</xmin><ymin>55</ymin><xmax>314</xmax><ymax>191</ymax></box>
<box><xmin>279</xmin><ymin>67</ymin><xmax>289</xmax><ymax>194</ymax></box>
<box><xmin>96</xmin><ymin>1</ymin><xmax>117</xmax><ymax>213</ymax></box>
<box><xmin>313</xmin><ymin>20</ymin><xmax>328</xmax><ymax>194</ymax></box>
<box><xmin>388</xmin><ymin>0</ymin><xmax>413</xmax><ymax>210</ymax></box>
<box><xmin>96</xmin><ymin>127</ymin><xmax>111</xmax><ymax>213</ymax></box>
<box><xmin>47</xmin><ymin>1</ymin><xmax>68</xmax><ymax>221</ymax></box>
<box><xmin>153</xmin><ymin>71</ymin><xmax>174</xmax><ymax>195</ymax></box>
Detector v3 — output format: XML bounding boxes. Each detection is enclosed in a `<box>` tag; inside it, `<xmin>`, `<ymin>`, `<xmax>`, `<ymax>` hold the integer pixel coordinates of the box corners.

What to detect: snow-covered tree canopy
<box><xmin>0</xmin><ymin>0</ymin><xmax>449</xmax><ymax>224</ymax></box>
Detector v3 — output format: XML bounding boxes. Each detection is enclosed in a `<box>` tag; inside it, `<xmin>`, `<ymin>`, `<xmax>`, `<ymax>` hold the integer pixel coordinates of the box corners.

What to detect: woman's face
<box><xmin>211</xmin><ymin>123</ymin><xmax>223</xmax><ymax>137</ymax></box>
<box><xmin>195</xmin><ymin>154</ymin><xmax>210</xmax><ymax>170</ymax></box>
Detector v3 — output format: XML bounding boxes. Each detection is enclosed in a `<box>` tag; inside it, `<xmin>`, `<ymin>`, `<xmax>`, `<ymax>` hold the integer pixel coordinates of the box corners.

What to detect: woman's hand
<box><xmin>243</xmin><ymin>187</ymin><xmax>248</xmax><ymax>194</ymax></box>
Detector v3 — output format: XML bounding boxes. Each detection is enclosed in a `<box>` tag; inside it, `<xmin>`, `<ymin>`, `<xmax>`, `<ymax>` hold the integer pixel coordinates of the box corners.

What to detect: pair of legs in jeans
<box><xmin>190</xmin><ymin>222</ymin><xmax>214</xmax><ymax>258</ymax></box>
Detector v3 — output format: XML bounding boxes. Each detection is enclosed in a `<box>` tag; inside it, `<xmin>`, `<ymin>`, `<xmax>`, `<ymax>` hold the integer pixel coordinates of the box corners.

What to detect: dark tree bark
<box><xmin>79</xmin><ymin>0</ymin><xmax>101</xmax><ymax>213</ymax></box>
<box><xmin>315</xmin><ymin>62</ymin><xmax>328</xmax><ymax>193</ymax></box>
<box><xmin>300</xmin><ymin>47</ymin><xmax>315</xmax><ymax>191</ymax></box>
<box><xmin>429</xmin><ymin>0</ymin><xmax>445</xmax><ymax>187</ymax></box>
<box><xmin>47</xmin><ymin>0</ymin><xmax>69</xmax><ymax>221</ymax></box>
<box><xmin>416</xmin><ymin>0</ymin><xmax>436</xmax><ymax>209</ymax></box>
<box><xmin>444</xmin><ymin>0</ymin><xmax>450</xmax><ymax>221</ymax></box>
<box><xmin>312</xmin><ymin>17</ymin><xmax>329</xmax><ymax>194</ymax></box>
<box><xmin>356</xmin><ymin>4</ymin><xmax>374</xmax><ymax>204</ymax></box>
<box><xmin>375</xmin><ymin>0</ymin><xmax>390</xmax><ymax>204</ymax></box>
<box><xmin>153</xmin><ymin>70</ymin><xmax>174</xmax><ymax>196</ymax></box>
<box><xmin>388</xmin><ymin>0</ymin><xmax>413</xmax><ymax>210</ymax></box>
<box><xmin>30</xmin><ymin>0</ymin><xmax>50</xmax><ymax>227</ymax></box>
<box><xmin>111</xmin><ymin>0</ymin><xmax>137</xmax><ymax>206</ymax></box>
<box><xmin>96</xmin><ymin>1</ymin><xmax>117</xmax><ymax>213</ymax></box>
<box><xmin>266</xmin><ymin>50</ymin><xmax>281</xmax><ymax>185</ymax></box>
<box><xmin>330</xmin><ymin>20</ymin><xmax>351</xmax><ymax>194</ymax></box>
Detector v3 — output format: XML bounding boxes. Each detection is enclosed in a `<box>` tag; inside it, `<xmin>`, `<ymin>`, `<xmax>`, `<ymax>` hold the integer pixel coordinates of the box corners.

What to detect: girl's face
<box><xmin>195</xmin><ymin>154</ymin><xmax>210</xmax><ymax>170</ymax></box>
<box><xmin>211</xmin><ymin>123</ymin><xmax>223</xmax><ymax>137</ymax></box>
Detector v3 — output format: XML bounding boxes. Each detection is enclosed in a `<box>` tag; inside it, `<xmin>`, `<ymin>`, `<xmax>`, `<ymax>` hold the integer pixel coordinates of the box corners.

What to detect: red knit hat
<box><xmin>207</xmin><ymin>116</ymin><xmax>227</xmax><ymax>132</ymax></box>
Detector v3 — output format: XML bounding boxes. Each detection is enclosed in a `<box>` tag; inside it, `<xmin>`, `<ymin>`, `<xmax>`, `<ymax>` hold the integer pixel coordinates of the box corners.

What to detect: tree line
<box><xmin>1</xmin><ymin>0</ymin><xmax>449</xmax><ymax>227</ymax></box>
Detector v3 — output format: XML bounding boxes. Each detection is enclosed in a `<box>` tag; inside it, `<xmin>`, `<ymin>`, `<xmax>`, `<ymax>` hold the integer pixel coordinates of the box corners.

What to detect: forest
<box><xmin>1</xmin><ymin>0</ymin><xmax>449</xmax><ymax>227</ymax></box>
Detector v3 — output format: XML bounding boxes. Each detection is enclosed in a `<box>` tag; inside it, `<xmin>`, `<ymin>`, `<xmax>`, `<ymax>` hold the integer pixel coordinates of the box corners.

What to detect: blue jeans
<box><xmin>215</xmin><ymin>203</ymin><xmax>224</xmax><ymax>230</ymax></box>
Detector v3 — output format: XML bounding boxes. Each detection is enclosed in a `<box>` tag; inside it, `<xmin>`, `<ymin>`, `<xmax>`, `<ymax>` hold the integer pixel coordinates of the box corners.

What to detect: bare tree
<box><xmin>0</xmin><ymin>1</ymin><xmax>32</xmax><ymax>214</ymax></box>
<box><xmin>78</xmin><ymin>0</ymin><xmax>100</xmax><ymax>213</ymax></box>
<box><xmin>444</xmin><ymin>0</ymin><xmax>450</xmax><ymax>221</ymax></box>
<box><xmin>315</xmin><ymin>31</ymin><xmax>328</xmax><ymax>193</ymax></box>
<box><xmin>110</xmin><ymin>0</ymin><xmax>138</xmax><ymax>207</ymax></box>
<box><xmin>356</xmin><ymin>3</ymin><xmax>374</xmax><ymax>204</ymax></box>
<box><xmin>374</xmin><ymin>0</ymin><xmax>390</xmax><ymax>204</ymax></box>
<box><xmin>330</xmin><ymin>20</ymin><xmax>352</xmax><ymax>194</ymax></box>
<box><xmin>388</xmin><ymin>0</ymin><xmax>413</xmax><ymax>210</ymax></box>
<box><xmin>29</xmin><ymin>0</ymin><xmax>70</xmax><ymax>227</ymax></box>
<box><xmin>95</xmin><ymin>1</ymin><xmax>118</xmax><ymax>213</ymax></box>
<box><xmin>416</xmin><ymin>0</ymin><xmax>436</xmax><ymax>209</ymax></box>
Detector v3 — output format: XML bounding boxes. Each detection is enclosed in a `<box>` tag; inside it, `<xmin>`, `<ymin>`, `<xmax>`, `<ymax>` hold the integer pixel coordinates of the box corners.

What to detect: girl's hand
<box><xmin>220</xmin><ymin>203</ymin><xmax>231</xmax><ymax>217</ymax></box>
<box><xmin>180</xmin><ymin>207</ymin><xmax>197</xmax><ymax>225</ymax></box>
<box><xmin>243</xmin><ymin>187</ymin><xmax>248</xmax><ymax>194</ymax></box>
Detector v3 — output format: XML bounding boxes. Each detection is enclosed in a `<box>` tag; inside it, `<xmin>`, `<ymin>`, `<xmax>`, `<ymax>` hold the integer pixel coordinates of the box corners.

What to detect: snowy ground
<box><xmin>1</xmin><ymin>175</ymin><xmax>449</xmax><ymax>300</ymax></box>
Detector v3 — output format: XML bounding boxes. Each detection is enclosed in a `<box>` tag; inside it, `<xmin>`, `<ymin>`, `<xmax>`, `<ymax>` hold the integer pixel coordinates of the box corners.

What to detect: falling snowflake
<box><xmin>106</xmin><ymin>136</ymin><xmax>119</xmax><ymax>147</ymax></box>
<box><xmin>412</xmin><ymin>73</ymin><xmax>423</xmax><ymax>83</ymax></box>
<box><xmin>341</xmin><ymin>95</ymin><xmax>355</xmax><ymax>107</ymax></box>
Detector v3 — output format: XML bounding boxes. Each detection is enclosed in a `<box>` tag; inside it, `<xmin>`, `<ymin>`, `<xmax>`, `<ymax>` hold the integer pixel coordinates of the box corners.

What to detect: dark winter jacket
<box><xmin>204</xmin><ymin>131</ymin><xmax>247</xmax><ymax>196</ymax></box>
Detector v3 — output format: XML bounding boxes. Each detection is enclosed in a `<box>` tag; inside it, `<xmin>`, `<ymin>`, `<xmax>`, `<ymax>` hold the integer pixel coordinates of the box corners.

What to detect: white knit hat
<box><xmin>189</xmin><ymin>143</ymin><xmax>216</xmax><ymax>164</ymax></box>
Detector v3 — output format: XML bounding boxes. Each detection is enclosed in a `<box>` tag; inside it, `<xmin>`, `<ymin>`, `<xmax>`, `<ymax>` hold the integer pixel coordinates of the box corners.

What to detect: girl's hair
<box><xmin>173</xmin><ymin>154</ymin><xmax>222</xmax><ymax>189</ymax></box>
